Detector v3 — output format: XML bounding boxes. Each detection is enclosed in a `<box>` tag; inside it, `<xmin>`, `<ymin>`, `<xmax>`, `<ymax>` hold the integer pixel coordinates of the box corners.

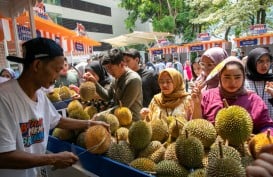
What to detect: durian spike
<box><xmin>218</xmin><ymin>141</ymin><xmax>224</xmax><ymax>158</ymax></box>
<box><xmin>223</xmin><ymin>98</ymin><xmax>229</xmax><ymax>108</ymax></box>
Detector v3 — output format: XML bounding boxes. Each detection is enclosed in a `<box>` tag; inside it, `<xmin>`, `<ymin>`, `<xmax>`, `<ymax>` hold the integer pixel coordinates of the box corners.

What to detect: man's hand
<box><xmin>52</xmin><ymin>151</ymin><xmax>78</xmax><ymax>170</ymax></box>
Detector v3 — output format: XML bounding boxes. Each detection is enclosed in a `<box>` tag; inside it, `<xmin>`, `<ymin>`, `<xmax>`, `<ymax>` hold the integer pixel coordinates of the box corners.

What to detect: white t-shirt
<box><xmin>0</xmin><ymin>80</ymin><xmax>61</xmax><ymax>177</ymax></box>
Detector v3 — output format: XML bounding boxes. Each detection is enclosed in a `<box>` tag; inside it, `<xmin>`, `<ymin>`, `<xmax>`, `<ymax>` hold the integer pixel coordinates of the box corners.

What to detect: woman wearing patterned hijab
<box><xmin>194</xmin><ymin>47</ymin><xmax>228</xmax><ymax>92</ymax></box>
<box><xmin>192</xmin><ymin>56</ymin><xmax>273</xmax><ymax>134</ymax></box>
<box><xmin>140</xmin><ymin>68</ymin><xmax>193</xmax><ymax>121</ymax></box>
<box><xmin>245</xmin><ymin>47</ymin><xmax>273</xmax><ymax>118</ymax></box>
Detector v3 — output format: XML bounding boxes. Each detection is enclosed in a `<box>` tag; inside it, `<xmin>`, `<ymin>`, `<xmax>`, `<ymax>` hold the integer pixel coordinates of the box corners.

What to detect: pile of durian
<box><xmin>51</xmin><ymin>99</ymin><xmax>273</xmax><ymax>177</ymax></box>
<box><xmin>47</xmin><ymin>81</ymin><xmax>96</xmax><ymax>102</ymax></box>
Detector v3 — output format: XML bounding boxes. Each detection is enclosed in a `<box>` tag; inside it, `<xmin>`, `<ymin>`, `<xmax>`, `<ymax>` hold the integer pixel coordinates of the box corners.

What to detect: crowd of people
<box><xmin>1</xmin><ymin>37</ymin><xmax>273</xmax><ymax>177</ymax></box>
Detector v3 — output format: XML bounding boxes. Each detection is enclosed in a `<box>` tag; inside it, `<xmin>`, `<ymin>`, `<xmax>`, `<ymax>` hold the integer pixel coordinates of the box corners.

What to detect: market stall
<box><xmin>233</xmin><ymin>32</ymin><xmax>273</xmax><ymax>55</ymax></box>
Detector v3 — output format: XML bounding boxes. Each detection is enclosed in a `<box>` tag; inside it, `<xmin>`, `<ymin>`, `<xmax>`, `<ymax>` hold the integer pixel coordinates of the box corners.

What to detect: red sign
<box><xmin>197</xmin><ymin>33</ymin><xmax>210</xmax><ymax>41</ymax></box>
<box><xmin>249</xmin><ymin>24</ymin><xmax>267</xmax><ymax>35</ymax></box>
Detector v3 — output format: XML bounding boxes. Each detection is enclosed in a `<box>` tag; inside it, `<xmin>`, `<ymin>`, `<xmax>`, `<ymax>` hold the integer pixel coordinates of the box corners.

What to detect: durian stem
<box><xmin>175</xmin><ymin>117</ymin><xmax>185</xmax><ymax>126</ymax></box>
<box><xmin>185</xmin><ymin>130</ymin><xmax>189</xmax><ymax>139</ymax></box>
<box><xmin>115</xmin><ymin>132</ymin><xmax>119</xmax><ymax>144</ymax></box>
<box><xmin>267</xmin><ymin>129</ymin><xmax>271</xmax><ymax>138</ymax></box>
<box><xmin>223</xmin><ymin>99</ymin><xmax>229</xmax><ymax>108</ymax></box>
<box><xmin>267</xmin><ymin>129</ymin><xmax>272</xmax><ymax>143</ymax></box>
<box><xmin>118</xmin><ymin>100</ymin><xmax>123</xmax><ymax>107</ymax></box>
<box><xmin>219</xmin><ymin>141</ymin><xmax>223</xmax><ymax>158</ymax></box>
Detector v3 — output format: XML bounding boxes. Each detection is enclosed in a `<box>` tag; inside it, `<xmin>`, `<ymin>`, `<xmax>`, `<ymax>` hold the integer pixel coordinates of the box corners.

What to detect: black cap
<box><xmin>123</xmin><ymin>48</ymin><xmax>140</xmax><ymax>59</ymax></box>
<box><xmin>7</xmin><ymin>37</ymin><xmax>64</xmax><ymax>64</ymax></box>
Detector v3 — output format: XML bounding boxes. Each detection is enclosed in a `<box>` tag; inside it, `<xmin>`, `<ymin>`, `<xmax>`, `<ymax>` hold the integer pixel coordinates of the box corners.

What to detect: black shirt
<box><xmin>137</xmin><ymin>68</ymin><xmax>160</xmax><ymax>107</ymax></box>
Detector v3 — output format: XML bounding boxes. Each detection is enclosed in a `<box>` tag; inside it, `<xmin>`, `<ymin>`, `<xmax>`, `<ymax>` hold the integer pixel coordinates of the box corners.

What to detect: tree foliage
<box><xmin>119</xmin><ymin>0</ymin><xmax>273</xmax><ymax>42</ymax></box>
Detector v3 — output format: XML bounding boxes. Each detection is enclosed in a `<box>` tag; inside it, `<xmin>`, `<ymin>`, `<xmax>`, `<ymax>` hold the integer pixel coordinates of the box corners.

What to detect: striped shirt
<box><xmin>245</xmin><ymin>79</ymin><xmax>273</xmax><ymax>119</ymax></box>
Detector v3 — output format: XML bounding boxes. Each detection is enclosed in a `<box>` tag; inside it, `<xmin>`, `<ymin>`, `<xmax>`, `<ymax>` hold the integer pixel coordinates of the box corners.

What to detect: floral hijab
<box><xmin>197</xmin><ymin>47</ymin><xmax>228</xmax><ymax>89</ymax></box>
<box><xmin>154</xmin><ymin>68</ymin><xmax>189</xmax><ymax>109</ymax></box>
<box><xmin>246</xmin><ymin>47</ymin><xmax>273</xmax><ymax>81</ymax></box>
<box><xmin>218</xmin><ymin>56</ymin><xmax>248</xmax><ymax>100</ymax></box>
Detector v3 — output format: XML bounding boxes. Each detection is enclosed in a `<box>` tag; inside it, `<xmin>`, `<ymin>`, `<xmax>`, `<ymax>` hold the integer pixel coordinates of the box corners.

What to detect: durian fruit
<box><xmin>208</xmin><ymin>144</ymin><xmax>241</xmax><ymax>163</ymax></box>
<box><xmin>114</xmin><ymin>101</ymin><xmax>132</xmax><ymax>126</ymax></box>
<box><xmin>182</xmin><ymin>119</ymin><xmax>217</xmax><ymax>149</ymax></box>
<box><xmin>106</xmin><ymin>141</ymin><xmax>135</xmax><ymax>164</ymax></box>
<box><xmin>76</xmin><ymin>131</ymin><xmax>86</xmax><ymax>148</ymax></box>
<box><xmin>138</xmin><ymin>141</ymin><xmax>162</xmax><ymax>158</ymax></box>
<box><xmin>206</xmin><ymin>142</ymin><xmax>246</xmax><ymax>177</ymax></box>
<box><xmin>130</xmin><ymin>157</ymin><xmax>156</xmax><ymax>172</ymax></box>
<box><xmin>149</xmin><ymin>146</ymin><xmax>166</xmax><ymax>163</ymax></box>
<box><xmin>79</xmin><ymin>81</ymin><xmax>96</xmax><ymax>101</ymax></box>
<box><xmin>175</xmin><ymin>132</ymin><xmax>204</xmax><ymax>169</ymax></box>
<box><xmin>69</xmin><ymin>109</ymin><xmax>90</xmax><ymax>120</ymax></box>
<box><xmin>150</xmin><ymin>118</ymin><xmax>169</xmax><ymax>143</ymax></box>
<box><xmin>168</xmin><ymin>117</ymin><xmax>187</xmax><ymax>140</ymax></box>
<box><xmin>215</xmin><ymin>105</ymin><xmax>253</xmax><ymax>146</ymax></box>
<box><xmin>85</xmin><ymin>125</ymin><xmax>111</xmax><ymax>154</ymax></box>
<box><xmin>155</xmin><ymin>160</ymin><xmax>188</xmax><ymax>177</ymax></box>
<box><xmin>59</xmin><ymin>86</ymin><xmax>72</xmax><ymax>100</ymax></box>
<box><xmin>188</xmin><ymin>168</ymin><xmax>206</xmax><ymax>177</ymax></box>
<box><xmin>249</xmin><ymin>130</ymin><xmax>273</xmax><ymax>159</ymax></box>
<box><xmin>67</xmin><ymin>100</ymin><xmax>83</xmax><ymax>114</ymax></box>
<box><xmin>52</xmin><ymin>128</ymin><xmax>74</xmax><ymax>141</ymax></box>
<box><xmin>164</xmin><ymin>143</ymin><xmax>178</xmax><ymax>162</ymax></box>
<box><xmin>116</xmin><ymin>127</ymin><xmax>129</xmax><ymax>141</ymax></box>
<box><xmin>84</xmin><ymin>105</ymin><xmax>97</xmax><ymax>119</ymax></box>
<box><xmin>128</xmin><ymin>121</ymin><xmax>152</xmax><ymax>151</ymax></box>
<box><xmin>96</xmin><ymin>113</ymin><xmax>119</xmax><ymax>135</ymax></box>
<box><xmin>47</xmin><ymin>89</ymin><xmax>61</xmax><ymax>102</ymax></box>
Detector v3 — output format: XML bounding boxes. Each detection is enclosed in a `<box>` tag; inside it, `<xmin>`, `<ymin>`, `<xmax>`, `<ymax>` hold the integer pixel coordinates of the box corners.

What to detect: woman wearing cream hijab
<box><xmin>140</xmin><ymin>68</ymin><xmax>193</xmax><ymax>121</ymax></box>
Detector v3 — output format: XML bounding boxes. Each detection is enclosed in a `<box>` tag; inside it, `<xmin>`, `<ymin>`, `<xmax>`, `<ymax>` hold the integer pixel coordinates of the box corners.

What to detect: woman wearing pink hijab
<box><xmin>193</xmin><ymin>47</ymin><xmax>228</xmax><ymax>92</ymax></box>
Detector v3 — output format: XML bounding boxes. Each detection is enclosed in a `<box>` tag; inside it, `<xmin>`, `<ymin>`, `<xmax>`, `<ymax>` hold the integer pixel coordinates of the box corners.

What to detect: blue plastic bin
<box><xmin>47</xmin><ymin>136</ymin><xmax>155</xmax><ymax>177</ymax></box>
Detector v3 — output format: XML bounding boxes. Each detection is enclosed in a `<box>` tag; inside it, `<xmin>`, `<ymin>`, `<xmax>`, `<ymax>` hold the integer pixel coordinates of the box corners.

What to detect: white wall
<box><xmin>45</xmin><ymin>0</ymin><xmax>152</xmax><ymax>41</ymax></box>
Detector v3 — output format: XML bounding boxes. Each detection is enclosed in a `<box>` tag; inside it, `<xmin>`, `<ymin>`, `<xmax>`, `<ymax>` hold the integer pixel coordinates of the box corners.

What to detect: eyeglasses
<box><xmin>199</xmin><ymin>62</ymin><xmax>215</xmax><ymax>68</ymax></box>
<box><xmin>158</xmin><ymin>79</ymin><xmax>173</xmax><ymax>85</ymax></box>
<box><xmin>257</xmin><ymin>59</ymin><xmax>272</xmax><ymax>65</ymax></box>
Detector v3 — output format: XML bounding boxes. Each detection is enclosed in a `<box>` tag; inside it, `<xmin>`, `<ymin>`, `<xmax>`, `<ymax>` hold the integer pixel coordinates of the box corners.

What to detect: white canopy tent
<box><xmin>101</xmin><ymin>31</ymin><xmax>174</xmax><ymax>47</ymax></box>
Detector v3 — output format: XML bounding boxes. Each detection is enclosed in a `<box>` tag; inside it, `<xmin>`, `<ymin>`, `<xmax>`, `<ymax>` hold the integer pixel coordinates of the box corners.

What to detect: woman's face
<box><xmin>199</xmin><ymin>56</ymin><xmax>216</xmax><ymax>76</ymax></box>
<box><xmin>220</xmin><ymin>64</ymin><xmax>244</xmax><ymax>93</ymax></box>
<box><xmin>256</xmin><ymin>54</ymin><xmax>271</xmax><ymax>74</ymax></box>
<box><xmin>59</xmin><ymin>60</ymin><xmax>69</xmax><ymax>76</ymax></box>
<box><xmin>158</xmin><ymin>72</ymin><xmax>174</xmax><ymax>95</ymax></box>
<box><xmin>192</xmin><ymin>62</ymin><xmax>202</xmax><ymax>77</ymax></box>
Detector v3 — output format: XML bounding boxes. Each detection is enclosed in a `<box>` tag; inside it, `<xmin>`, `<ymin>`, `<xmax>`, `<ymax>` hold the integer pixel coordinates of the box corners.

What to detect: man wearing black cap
<box><xmin>0</xmin><ymin>37</ymin><xmax>108</xmax><ymax>177</ymax></box>
<box><xmin>123</xmin><ymin>48</ymin><xmax>160</xmax><ymax>107</ymax></box>
<box><xmin>84</xmin><ymin>48</ymin><xmax>143</xmax><ymax>121</ymax></box>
